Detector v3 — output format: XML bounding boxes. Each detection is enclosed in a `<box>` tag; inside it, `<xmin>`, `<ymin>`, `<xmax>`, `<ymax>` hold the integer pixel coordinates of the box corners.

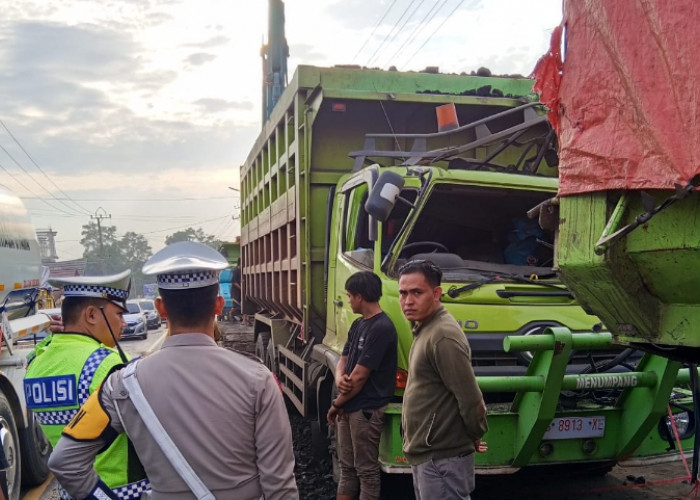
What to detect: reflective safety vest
<box><xmin>25</xmin><ymin>333</ymin><xmax>149</xmax><ymax>500</ymax></box>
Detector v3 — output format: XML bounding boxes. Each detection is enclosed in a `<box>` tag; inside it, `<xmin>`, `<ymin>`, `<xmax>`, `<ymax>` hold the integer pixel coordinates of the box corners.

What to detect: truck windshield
<box><xmin>391</xmin><ymin>183</ymin><xmax>556</xmax><ymax>282</ymax></box>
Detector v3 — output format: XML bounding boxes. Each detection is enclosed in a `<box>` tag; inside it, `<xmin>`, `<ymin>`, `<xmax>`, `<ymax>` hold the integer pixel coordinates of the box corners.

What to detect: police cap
<box><xmin>142</xmin><ymin>241</ymin><xmax>228</xmax><ymax>290</ymax></box>
<box><xmin>52</xmin><ymin>269</ymin><xmax>131</xmax><ymax>311</ymax></box>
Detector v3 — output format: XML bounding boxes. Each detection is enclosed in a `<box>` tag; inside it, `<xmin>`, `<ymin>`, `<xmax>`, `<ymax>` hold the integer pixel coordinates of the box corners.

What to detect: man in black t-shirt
<box><xmin>327</xmin><ymin>271</ymin><xmax>398</xmax><ymax>500</ymax></box>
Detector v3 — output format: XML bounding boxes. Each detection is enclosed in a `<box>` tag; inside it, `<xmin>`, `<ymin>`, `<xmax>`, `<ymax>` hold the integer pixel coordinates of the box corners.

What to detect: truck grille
<box><xmin>469</xmin><ymin>322</ymin><xmax>640</xmax><ymax>377</ymax></box>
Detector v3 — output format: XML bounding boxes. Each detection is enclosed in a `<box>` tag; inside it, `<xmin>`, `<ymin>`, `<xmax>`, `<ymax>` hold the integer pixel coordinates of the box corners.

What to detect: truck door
<box><xmin>332</xmin><ymin>180</ymin><xmax>377</xmax><ymax>346</ymax></box>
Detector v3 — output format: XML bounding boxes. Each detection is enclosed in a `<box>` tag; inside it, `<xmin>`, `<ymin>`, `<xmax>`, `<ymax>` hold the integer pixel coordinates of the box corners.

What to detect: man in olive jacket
<box><xmin>399</xmin><ymin>260</ymin><xmax>488</xmax><ymax>500</ymax></box>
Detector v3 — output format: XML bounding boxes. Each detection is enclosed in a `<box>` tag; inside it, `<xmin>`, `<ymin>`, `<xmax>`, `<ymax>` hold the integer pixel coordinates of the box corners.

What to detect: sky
<box><xmin>0</xmin><ymin>0</ymin><xmax>563</xmax><ymax>261</ymax></box>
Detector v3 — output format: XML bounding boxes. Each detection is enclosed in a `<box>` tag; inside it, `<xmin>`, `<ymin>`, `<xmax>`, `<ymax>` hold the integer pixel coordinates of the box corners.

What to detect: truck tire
<box><xmin>327</xmin><ymin>386</ymin><xmax>340</xmax><ymax>483</ymax></box>
<box><xmin>255</xmin><ymin>332</ymin><xmax>270</xmax><ymax>365</ymax></box>
<box><xmin>312</xmin><ymin>373</ymin><xmax>333</xmax><ymax>462</ymax></box>
<box><xmin>266</xmin><ymin>340</ymin><xmax>278</xmax><ymax>375</ymax></box>
<box><xmin>310</xmin><ymin>420</ymin><xmax>328</xmax><ymax>462</ymax></box>
<box><xmin>19</xmin><ymin>411</ymin><xmax>50</xmax><ymax>487</ymax></box>
<box><xmin>0</xmin><ymin>393</ymin><xmax>21</xmax><ymax>500</ymax></box>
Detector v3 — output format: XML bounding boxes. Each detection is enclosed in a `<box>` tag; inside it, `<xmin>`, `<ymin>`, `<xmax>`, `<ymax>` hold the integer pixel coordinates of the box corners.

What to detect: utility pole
<box><xmin>91</xmin><ymin>207</ymin><xmax>111</xmax><ymax>259</ymax></box>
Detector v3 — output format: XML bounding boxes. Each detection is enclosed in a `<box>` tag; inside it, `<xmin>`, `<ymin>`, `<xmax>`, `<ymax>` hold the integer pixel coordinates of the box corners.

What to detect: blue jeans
<box><xmin>411</xmin><ymin>453</ymin><xmax>476</xmax><ymax>500</ymax></box>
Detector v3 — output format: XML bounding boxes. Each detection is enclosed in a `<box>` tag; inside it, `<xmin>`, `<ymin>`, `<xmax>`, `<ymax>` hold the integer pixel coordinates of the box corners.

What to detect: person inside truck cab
<box><xmin>24</xmin><ymin>270</ymin><xmax>150</xmax><ymax>500</ymax></box>
<box><xmin>327</xmin><ymin>271</ymin><xmax>398</xmax><ymax>500</ymax></box>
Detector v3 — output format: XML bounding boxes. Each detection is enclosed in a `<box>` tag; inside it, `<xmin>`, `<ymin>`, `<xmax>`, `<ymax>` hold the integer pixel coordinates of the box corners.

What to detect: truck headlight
<box><xmin>662</xmin><ymin>411</ymin><xmax>694</xmax><ymax>440</ymax></box>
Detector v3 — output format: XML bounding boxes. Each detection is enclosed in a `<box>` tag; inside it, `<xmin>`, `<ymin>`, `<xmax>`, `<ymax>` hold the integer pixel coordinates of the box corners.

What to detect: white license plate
<box><xmin>543</xmin><ymin>416</ymin><xmax>606</xmax><ymax>440</ymax></box>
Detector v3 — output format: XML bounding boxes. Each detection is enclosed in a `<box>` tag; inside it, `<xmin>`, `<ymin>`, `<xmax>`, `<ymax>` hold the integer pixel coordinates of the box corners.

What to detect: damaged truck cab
<box><xmin>240</xmin><ymin>65</ymin><xmax>695</xmax><ymax>476</ymax></box>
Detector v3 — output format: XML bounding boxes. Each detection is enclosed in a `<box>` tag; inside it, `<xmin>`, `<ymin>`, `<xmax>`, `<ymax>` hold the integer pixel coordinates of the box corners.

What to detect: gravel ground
<box><xmin>290</xmin><ymin>411</ymin><xmax>337</xmax><ymax>500</ymax></box>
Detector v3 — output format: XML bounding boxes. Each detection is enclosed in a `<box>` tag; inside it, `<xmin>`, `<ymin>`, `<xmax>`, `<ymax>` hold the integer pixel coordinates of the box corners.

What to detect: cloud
<box><xmin>185</xmin><ymin>52</ymin><xmax>217</xmax><ymax>66</ymax></box>
<box><xmin>2</xmin><ymin>0</ymin><xmax>563</xmax><ymax>261</ymax></box>
<box><xmin>289</xmin><ymin>43</ymin><xmax>330</xmax><ymax>64</ymax></box>
<box><xmin>193</xmin><ymin>98</ymin><xmax>253</xmax><ymax>114</ymax></box>
<box><xmin>0</xmin><ymin>16</ymin><xmax>247</xmax><ymax>179</ymax></box>
<box><xmin>186</xmin><ymin>35</ymin><xmax>230</xmax><ymax>49</ymax></box>
<box><xmin>2</xmin><ymin>21</ymin><xmax>140</xmax><ymax>80</ymax></box>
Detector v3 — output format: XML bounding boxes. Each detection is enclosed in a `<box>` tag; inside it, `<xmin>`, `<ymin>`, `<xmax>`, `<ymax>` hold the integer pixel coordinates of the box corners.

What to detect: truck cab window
<box><xmin>342</xmin><ymin>185</ymin><xmax>373</xmax><ymax>268</ymax></box>
<box><xmin>381</xmin><ymin>189</ymin><xmax>416</xmax><ymax>257</ymax></box>
<box><xmin>396</xmin><ymin>184</ymin><xmax>555</xmax><ymax>281</ymax></box>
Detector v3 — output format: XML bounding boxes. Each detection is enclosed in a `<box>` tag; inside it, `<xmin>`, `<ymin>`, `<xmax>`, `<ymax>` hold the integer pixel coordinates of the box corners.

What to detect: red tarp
<box><xmin>533</xmin><ymin>0</ymin><xmax>700</xmax><ymax>196</ymax></box>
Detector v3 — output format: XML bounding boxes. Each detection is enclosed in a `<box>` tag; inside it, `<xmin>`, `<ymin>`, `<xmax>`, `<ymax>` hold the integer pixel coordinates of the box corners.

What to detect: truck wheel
<box><xmin>266</xmin><ymin>340</ymin><xmax>278</xmax><ymax>375</ymax></box>
<box><xmin>0</xmin><ymin>393</ymin><xmax>21</xmax><ymax>500</ymax></box>
<box><xmin>19</xmin><ymin>411</ymin><xmax>50</xmax><ymax>486</ymax></box>
<box><xmin>310</xmin><ymin>420</ymin><xmax>328</xmax><ymax>463</ymax></box>
<box><xmin>312</xmin><ymin>373</ymin><xmax>332</xmax><ymax>462</ymax></box>
<box><xmin>255</xmin><ymin>332</ymin><xmax>270</xmax><ymax>365</ymax></box>
<box><xmin>328</xmin><ymin>385</ymin><xmax>340</xmax><ymax>483</ymax></box>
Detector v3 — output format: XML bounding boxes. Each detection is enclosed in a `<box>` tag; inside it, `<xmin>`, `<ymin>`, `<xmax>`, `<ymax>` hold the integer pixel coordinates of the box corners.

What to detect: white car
<box><xmin>123</xmin><ymin>302</ymin><xmax>148</xmax><ymax>340</ymax></box>
<box><xmin>136</xmin><ymin>299</ymin><xmax>161</xmax><ymax>329</ymax></box>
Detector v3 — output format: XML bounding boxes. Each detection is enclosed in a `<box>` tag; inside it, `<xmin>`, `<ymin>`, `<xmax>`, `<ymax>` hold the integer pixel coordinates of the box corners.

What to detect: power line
<box><xmin>382</xmin><ymin>0</ymin><xmax>448</xmax><ymax>68</ymax></box>
<box><xmin>0</xmin><ymin>119</ymin><xmax>93</xmax><ymax>215</ymax></box>
<box><xmin>0</xmin><ymin>140</ymin><xmax>88</xmax><ymax>216</ymax></box>
<box><xmin>375</xmin><ymin>0</ymin><xmax>427</xmax><ymax>68</ymax></box>
<box><xmin>366</xmin><ymin>0</ymin><xmax>420</xmax><ymax>67</ymax></box>
<box><xmin>0</xmin><ymin>159</ymin><xmax>81</xmax><ymax>216</ymax></box>
<box><xmin>351</xmin><ymin>0</ymin><xmax>400</xmax><ymax>64</ymax></box>
<box><xmin>399</xmin><ymin>0</ymin><xmax>470</xmax><ymax>68</ymax></box>
<box><xmin>26</xmin><ymin>209</ymin><xmax>83</xmax><ymax>218</ymax></box>
<box><xmin>214</xmin><ymin>217</ymin><xmax>234</xmax><ymax>242</ymax></box>
<box><xmin>90</xmin><ymin>208</ymin><xmax>112</xmax><ymax>258</ymax></box>
<box><xmin>111</xmin><ymin>215</ymin><xmax>202</xmax><ymax>221</ymax></box>
<box><xmin>139</xmin><ymin>215</ymin><xmax>231</xmax><ymax>236</ymax></box>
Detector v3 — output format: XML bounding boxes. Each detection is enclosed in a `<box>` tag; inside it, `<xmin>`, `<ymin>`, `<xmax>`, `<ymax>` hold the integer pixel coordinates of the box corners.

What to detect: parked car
<box><xmin>137</xmin><ymin>299</ymin><xmax>161</xmax><ymax>329</ymax></box>
<box><xmin>126</xmin><ymin>299</ymin><xmax>159</xmax><ymax>330</ymax></box>
<box><xmin>123</xmin><ymin>302</ymin><xmax>148</xmax><ymax>340</ymax></box>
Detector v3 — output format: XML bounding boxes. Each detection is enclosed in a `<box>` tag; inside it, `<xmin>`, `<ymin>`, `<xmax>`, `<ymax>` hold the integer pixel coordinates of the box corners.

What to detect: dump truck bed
<box><xmin>240</xmin><ymin>65</ymin><xmax>539</xmax><ymax>337</ymax></box>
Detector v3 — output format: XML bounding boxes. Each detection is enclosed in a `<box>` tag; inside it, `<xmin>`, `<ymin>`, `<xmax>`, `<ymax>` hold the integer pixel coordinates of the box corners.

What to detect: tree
<box><xmin>119</xmin><ymin>232</ymin><xmax>152</xmax><ymax>263</ymax></box>
<box><xmin>118</xmin><ymin>232</ymin><xmax>153</xmax><ymax>295</ymax></box>
<box><xmin>79</xmin><ymin>224</ymin><xmax>154</xmax><ymax>296</ymax></box>
<box><xmin>164</xmin><ymin>227</ymin><xmax>220</xmax><ymax>249</ymax></box>
<box><xmin>80</xmin><ymin>222</ymin><xmax>123</xmax><ymax>275</ymax></box>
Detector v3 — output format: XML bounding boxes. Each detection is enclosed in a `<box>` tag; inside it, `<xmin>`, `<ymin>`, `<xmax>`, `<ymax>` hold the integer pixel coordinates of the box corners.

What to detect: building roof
<box><xmin>44</xmin><ymin>259</ymin><xmax>87</xmax><ymax>278</ymax></box>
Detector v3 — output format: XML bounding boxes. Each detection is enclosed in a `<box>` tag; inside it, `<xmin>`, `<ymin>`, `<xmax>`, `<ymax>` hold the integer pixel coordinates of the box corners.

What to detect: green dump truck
<box><xmin>240</xmin><ymin>65</ymin><xmax>695</xmax><ymax>475</ymax></box>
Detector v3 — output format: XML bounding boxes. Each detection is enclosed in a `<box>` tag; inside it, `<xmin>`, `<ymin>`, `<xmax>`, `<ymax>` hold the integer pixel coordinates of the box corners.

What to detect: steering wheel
<box><xmin>400</xmin><ymin>241</ymin><xmax>449</xmax><ymax>257</ymax></box>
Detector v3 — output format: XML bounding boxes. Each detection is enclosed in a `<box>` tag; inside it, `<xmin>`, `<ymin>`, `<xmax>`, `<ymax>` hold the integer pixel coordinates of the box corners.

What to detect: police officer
<box><xmin>24</xmin><ymin>270</ymin><xmax>149</xmax><ymax>500</ymax></box>
<box><xmin>49</xmin><ymin>241</ymin><xmax>299</xmax><ymax>500</ymax></box>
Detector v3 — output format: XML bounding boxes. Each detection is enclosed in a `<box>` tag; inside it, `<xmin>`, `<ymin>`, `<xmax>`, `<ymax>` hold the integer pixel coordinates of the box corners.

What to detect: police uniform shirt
<box><xmin>50</xmin><ymin>333</ymin><xmax>299</xmax><ymax>500</ymax></box>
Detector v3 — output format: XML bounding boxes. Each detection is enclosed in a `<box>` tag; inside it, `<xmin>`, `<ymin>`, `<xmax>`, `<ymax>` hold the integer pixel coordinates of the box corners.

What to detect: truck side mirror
<box><xmin>365</xmin><ymin>172</ymin><xmax>405</xmax><ymax>222</ymax></box>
